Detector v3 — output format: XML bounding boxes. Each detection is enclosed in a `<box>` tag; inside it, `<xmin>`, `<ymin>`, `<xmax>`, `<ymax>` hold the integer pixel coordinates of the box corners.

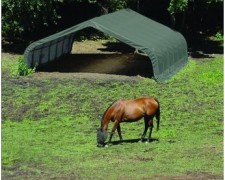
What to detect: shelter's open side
<box><xmin>36</xmin><ymin>39</ymin><xmax>154</xmax><ymax>78</ymax></box>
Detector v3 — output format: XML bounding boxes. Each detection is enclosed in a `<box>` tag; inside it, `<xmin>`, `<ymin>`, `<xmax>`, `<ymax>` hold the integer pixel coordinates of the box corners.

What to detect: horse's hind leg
<box><xmin>140</xmin><ymin>117</ymin><xmax>149</xmax><ymax>142</ymax></box>
<box><xmin>147</xmin><ymin>119</ymin><xmax>154</xmax><ymax>143</ymax></box>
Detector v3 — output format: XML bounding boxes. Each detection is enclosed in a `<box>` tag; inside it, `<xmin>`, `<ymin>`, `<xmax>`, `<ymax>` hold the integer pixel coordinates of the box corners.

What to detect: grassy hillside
<box><xmin>2</xmin><ymin>52</ymin><xmax>223</xmax><ymax>179</ymax></box>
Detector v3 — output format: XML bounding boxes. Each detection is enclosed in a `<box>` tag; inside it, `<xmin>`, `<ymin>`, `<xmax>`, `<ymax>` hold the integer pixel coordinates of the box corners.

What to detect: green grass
<box><xmin>2</xmin><ymin>53</ymin><xmax>223</xmax><ymax>179</ymax></box>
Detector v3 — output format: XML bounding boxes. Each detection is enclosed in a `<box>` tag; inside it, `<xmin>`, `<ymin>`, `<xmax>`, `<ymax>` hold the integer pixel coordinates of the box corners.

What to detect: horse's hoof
<box><xmin>145</xmin><ymin>141</ymin><xmax>149</xmax><ymax>144</ymax></box>
<box><xmin>105</xmin><ymin>144</ymin><xmax>109</xmax><ymax>148</ymax></box>
<box><xmin>97</xmin><ymin>143</ymin><xmax>105</xmax><ymax>147</ymax></box>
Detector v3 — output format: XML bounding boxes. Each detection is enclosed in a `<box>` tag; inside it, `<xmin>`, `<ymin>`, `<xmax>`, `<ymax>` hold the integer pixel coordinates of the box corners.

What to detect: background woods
<box><xmin>2</xmin><ymin>0</ymin><xmax>223</xmax><ymax>41</ymax></box>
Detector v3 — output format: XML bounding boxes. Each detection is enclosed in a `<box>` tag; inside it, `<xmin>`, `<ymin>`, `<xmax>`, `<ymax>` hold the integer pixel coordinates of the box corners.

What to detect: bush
<box><xmin>17</xmin><ymin>57</ymin><xmax>35</xmax><ymax>76</ymax></box>
<box><xmin>214</xmin><ymin>32</ymin><xmax>223</xmax><ymax>41</ymax></box>
<box><xmin>2</xmin><ymin>0</ymin><xmax>59</xmax><ymax>40</ymax></box>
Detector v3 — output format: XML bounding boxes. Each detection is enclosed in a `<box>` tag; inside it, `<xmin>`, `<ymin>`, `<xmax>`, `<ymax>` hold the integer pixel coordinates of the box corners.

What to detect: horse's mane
<box><xmin>101</xmin><ymin>100</ymin><xmax>117</xmax><ymax>128</ymax></box>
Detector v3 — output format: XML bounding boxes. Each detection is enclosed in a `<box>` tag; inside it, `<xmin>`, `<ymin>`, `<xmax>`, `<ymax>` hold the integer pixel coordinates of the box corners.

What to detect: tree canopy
<box><xmin>2</xmin><ymin>0</ymin><xmax>223</xmax><ymax>40</ymax></box>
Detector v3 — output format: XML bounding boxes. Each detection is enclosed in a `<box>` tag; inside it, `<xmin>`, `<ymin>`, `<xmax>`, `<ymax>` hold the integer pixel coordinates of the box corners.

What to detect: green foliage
<box><xmin>168</xmin><ymin>0</ymin><xmax>188</xmax><ymax>15</ymax></box>
<box><xmin>214</xmin><ymin>32</ymin><xmax>223</xmax><ymax>41</ymax></box>
<box><xmin>108</xmin><ymin>0</ymin><xmax>128</xmax><ymax>11</ymax></box>
<box><xmin>2</xmin><ymin>0</ymin><xmax>128</xmax><ymax>39</ymax></box>
<box><xmin>2</xmin><ymin>55</ymin><xmax>35</xmax><ymax>77</ymax></box>
<box><xmin>2</xmin><ymin>0</ymin><xmax>59</xmax><ymax>39</ymax></box>
<box><xmin>97</xmin><ymin>0</ymin><xmax>128</xmax><ymax>12</ymax></box>
<box><xmin>17</xmin><ymin>57</ymin><xmax>35</xmax><ymax>76</ymax></box>
<box><xmin>2</xmin><ymin>0</ymin><xmax>223</xmax><ymax>40</ymax></box>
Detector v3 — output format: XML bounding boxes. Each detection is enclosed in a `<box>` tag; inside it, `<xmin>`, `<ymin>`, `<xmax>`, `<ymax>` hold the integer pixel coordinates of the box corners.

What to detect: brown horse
<box><xmin>97</xmin><ymin>97</ymin><xmax>160</xmax><ymax>147</ymax></box>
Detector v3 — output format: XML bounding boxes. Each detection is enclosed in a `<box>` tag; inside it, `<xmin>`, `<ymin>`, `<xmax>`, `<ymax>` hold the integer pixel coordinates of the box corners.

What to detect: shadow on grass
<box><xmin>187</xmin><ymin>33</ymin><xmax>223</xmax><ymax>59</ymax></box>
<box><xmin>109</xmin><ymin>138</ymin><xmax>159</xmax><ymax>146</ymax></box>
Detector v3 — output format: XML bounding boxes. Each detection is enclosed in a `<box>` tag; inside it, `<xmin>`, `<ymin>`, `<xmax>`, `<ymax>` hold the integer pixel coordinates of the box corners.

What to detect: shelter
<box><xmin>24</xmin><ymin>9</ymin><xmax>188</xmax><ymax>81</ymax></box>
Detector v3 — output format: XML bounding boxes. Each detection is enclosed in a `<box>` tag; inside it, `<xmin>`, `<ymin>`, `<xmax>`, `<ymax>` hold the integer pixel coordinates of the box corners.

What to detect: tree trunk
<box><xmin>170</xmin><ymin>14</ymin><xmax>176</xmax><ymax>29</ymax></box>
<box><xmin>180</xmin><ymin>11</ymin><xmax>186</xmax><ymax>32</ymax></box>
<box><xmin>137</xmin><ymin>0</ymin><xmax>140</xmax><ymax>12</ymax></box>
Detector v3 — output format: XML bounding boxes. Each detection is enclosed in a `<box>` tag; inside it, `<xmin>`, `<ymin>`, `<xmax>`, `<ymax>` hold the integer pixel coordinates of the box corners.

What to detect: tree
<box><xmin>167</xmin><ymin>0</ymin><xmax>223</xmax><ymax>32</ymax></box>
<box><xmin>167</xmin><ymin>0</ymin><xmax>188</xmax><ymax>29</ymax></box>
<box><xmin>57</xmin><ymin>0</ymin><xmax>128</xmax><ymax>13</ymax></box>
<box><xmin>2</xmin><ymin>0</ymin><xmax>59</xmax><ymax>40</ymax></box>
<box><xmin>95</xmin><ymin>0</ymin><xmax>128</xmax><ymax>13</ymax></box>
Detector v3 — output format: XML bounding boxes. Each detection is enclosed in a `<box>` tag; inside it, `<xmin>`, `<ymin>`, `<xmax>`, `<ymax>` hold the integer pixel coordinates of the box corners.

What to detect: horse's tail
<box><xmin>154</xmin><ymin>98</ymin><xmax>160</xmax><ymax>131</ymax></box>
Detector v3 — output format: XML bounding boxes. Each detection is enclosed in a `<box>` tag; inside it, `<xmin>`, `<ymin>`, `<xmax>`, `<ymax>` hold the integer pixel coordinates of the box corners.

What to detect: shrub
<box><xmin>17</xmin><ymin>57</ymin><xmax>35</xmax><ymax>76</ymax></box>
<box><xmin>214</xmin><ymin>32</ymin><xmax>223</xmax><ymax>41</ymax></box>
<box><xmin>2</xmin><ymin>0</ymin><xmax>59</xmax><ymax>39</ymax></box>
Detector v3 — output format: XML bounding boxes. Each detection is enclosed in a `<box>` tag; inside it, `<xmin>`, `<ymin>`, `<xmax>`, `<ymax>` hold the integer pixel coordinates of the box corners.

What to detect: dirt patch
<box><xmin>25</xmin><ymin>72</ymin><xmax>146</xmax><ymax>84</ymax></box>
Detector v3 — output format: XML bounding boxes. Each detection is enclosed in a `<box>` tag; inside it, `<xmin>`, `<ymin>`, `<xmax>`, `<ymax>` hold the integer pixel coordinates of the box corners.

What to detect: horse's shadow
<box><xmin>109</xmin><ymin>138</ymin><xmax>159</xmax><ymax>146</ymax></box>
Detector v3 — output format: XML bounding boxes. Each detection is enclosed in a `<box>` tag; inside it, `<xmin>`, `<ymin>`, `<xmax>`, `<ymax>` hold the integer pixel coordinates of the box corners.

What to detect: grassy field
<box><xmin>2</xmin><ymin>50</ymin><xmax>224</xmax><ymax>179</ymax></box>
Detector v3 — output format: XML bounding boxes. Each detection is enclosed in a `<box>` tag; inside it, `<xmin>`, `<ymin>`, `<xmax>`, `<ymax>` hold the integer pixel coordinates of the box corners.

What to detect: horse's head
<box><xmin>97</xmin><ymin>128</ymin><xmax>108</xmax><ymax>147</ymax></box>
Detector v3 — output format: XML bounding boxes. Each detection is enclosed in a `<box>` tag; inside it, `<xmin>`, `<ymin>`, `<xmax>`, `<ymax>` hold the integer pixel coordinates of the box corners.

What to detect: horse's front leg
<box><xmin>108</xmin><ymin>120</ymin><xmax>120</xmax><ymax>144</ymax></box>
<box><xmin>117</xmin><ymin>124</ymin><xmax>123</xmax><ymax>144</ymax></box>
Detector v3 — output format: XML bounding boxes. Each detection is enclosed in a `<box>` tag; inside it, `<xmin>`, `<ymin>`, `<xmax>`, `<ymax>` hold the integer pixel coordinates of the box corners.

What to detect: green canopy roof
<box><xmin>24</xmin><ymin>9</ymin><xmax>188</xmax><ymax>81</ymax></box>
